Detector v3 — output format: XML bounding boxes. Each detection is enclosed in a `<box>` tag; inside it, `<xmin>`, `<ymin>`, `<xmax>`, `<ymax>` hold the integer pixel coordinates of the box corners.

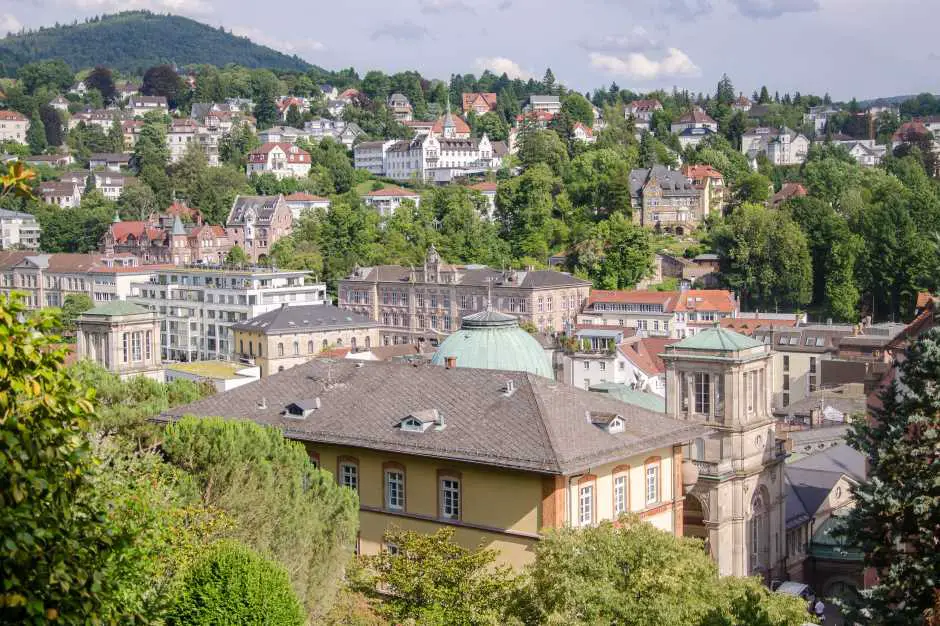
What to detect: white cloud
<box><xmin>584</xmin><ymin>27</ymin><xmax>660</xmax><ymax>53</ymax></box>
<box><xmin>730</xmin><ymin>0</ymin><xmax>820</xmax><ymax>18</ymax></box>
<box><xmin>589</xmin><ymin>48</ymin><xmax>701</xmax><ymax>81</ymax></box>
<box><xmin>230</xmin><ymin>25</ymin><xmax>325</xmax><ymax>56</ymax></box>
<box><xmin>370</xmin><ymin>20</ymin><xmax>430</xmax><ymax>41</ymax></box>
<box><xmin>0</xmin><ymin>14</ymin><xmax>22</xmax><ymax>36</ymax></box>
<box><xmin>419</xmin><ymin>0</ymin><xmax>473</xmax><ymax>14</ymax></box>
<box><xmin>474</xmin><ymin>56</ymin><xmax>533</xmax><ymax>80</ymax></box>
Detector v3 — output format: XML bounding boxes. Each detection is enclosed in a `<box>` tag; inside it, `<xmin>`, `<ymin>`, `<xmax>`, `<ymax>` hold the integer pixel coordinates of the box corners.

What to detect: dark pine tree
<box><xmin>840</xmin><ymin>327</ymin><xmax>940</xmax><ymax>625</ymax></box>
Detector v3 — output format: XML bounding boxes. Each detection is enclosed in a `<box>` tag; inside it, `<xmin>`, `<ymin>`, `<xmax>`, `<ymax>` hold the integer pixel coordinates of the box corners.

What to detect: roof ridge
<box><xmin>524</xmin><ymin>374</ymin><xmax>565</xmax><ymax>473</ymax></box>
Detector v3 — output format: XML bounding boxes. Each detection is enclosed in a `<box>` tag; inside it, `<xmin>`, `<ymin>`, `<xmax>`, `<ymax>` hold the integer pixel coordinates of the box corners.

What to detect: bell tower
<box><xmin>661</xmin><ymin>326</ymin><xmax>787</xmax><ymax>580</ymax></box>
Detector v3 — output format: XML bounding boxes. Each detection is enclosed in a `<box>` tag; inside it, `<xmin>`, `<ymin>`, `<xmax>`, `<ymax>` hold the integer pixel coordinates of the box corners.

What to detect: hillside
<box><xmin>0</xmin><ymin>11</ymin><xmax>317</xmax><ymax>76</ymax></box>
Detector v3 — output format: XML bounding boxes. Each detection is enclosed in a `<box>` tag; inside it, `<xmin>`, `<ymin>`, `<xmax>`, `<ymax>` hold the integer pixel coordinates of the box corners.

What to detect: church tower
<box><xmin>661</xmin><ymin>326</ymin><xmax>787</xmax><ymax>580</ymax></box>
<box><xmin>442</xmin><ymin>97</ymin><xmax>457</xmax><ymax>139</ymax></box>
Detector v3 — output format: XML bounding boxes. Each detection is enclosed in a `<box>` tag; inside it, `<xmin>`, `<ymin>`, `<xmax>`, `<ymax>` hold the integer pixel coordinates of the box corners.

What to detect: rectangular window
<box><xmin>145</xmin><ymin>331</ymin><xmax>152</xmax><ymax>361</ymax></box>
<box><xmin>783</xmin><ymin>355</ymin><xmax>790</xmax><ymax>372</ymax></box>
<box><xmin>122</xmin><ymin>332</ymin><xmax>129</xmax><ymax>363</ymax></box>
<box><xmin>614</xmin><ymin>475</ymin><xmax>627</xmax><ymax>515</ymax></box>
<box><xmin>131</xmin><ymin>332</ymin><xmax>142</xmax><ymax>362</ymax></box>
<box><xmin>385</xmin><ymin>470</ymin><xmax>404</xmax><ymax>510</ymax></box>
<box><xmin>809</xmin><ymin>357</ymin><xmax>817</xmax><ymax>374</ymax></box>
<box><xmin>694</xmin><ymin>372</ymin><xmax>711</xmax><ymax>415</ymax></box>
<box><xmin>440</xmin><ymin>478</ymin><xmax>460</xmax><ymax>519</ymax></box>
<box><xmin>646</xmin><ymin>465</ymin><xmax>659</xmax><ymax>504</ymax></box>
<box><xmin>340</xmin><ymin>463</ymin><xmax>358</xmax><ymax>490</ymax></box>
<box><xmin>579</xmin><ymin>485</ymin><xmax>593</xmax><ymax>525</ymax></box>
<box><xmin>783</xmin><ymin>374</ymin><xmax>790</xmax><ymax>391</ymax></box>
<box><xmin>583</xmin><ymin>361</ymin><xmax>590</xmax><ymax>370</ymax></box>
<box><xmin>599</xmin><ymin>361</ymin><xmax>606</xmax><ymax>371</ymax></box>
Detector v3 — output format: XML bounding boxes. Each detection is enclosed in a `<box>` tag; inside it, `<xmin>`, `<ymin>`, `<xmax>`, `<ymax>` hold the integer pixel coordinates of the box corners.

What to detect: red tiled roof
<box><xmin>626</xmin><ymin>99</ymin><xmax>662</xmax><ymax>112</ymax></box>
<box><xmin>619</xmin><ymin>337</ymin><xmax>677</xmax><ymax>376</ymax></box>
<box><xmin>431</xmin><ymin>114</ymin><xmax>471</xmax><ymax>135</ymax></box>
<box><xmin>284</xmin><ymin>192</ymin><xmax>329</xmax><ymax>202</ymax></box>
<box><xmin>588</xmin><ymin>290</ymin><xmax>675</xmax><ymax>306</ymax></box>
<box><xmin>672</xmin><ymin>290</ymin><xmax>736</xmax><ymax>313</ymax></box>
<box><xmin>516</xmin><ymin>110</ymin><xmax>554</xmax><ymax>123</ymax></box>
<box><xmin>573</xmin><ymin>122</ymin><xmax>593</xmax><ymax>137</ymax></box>
<box><xmin>0</xmin><ymin>110</ymin><xmax>27</xmax><ymax>121</ymax></box>
<box><xmin>682</xmin><ymin>164</ymin><xmax>724</xmax><ymax>180</ymax></box>
<box><xmin>319</xmin><ymin>347</ymin><xmax>352</xmax><ymax>358</ymax></box>
<box><xmin>469</xmin><ymin>182</ymin><xmax>498</xmax><ymax>192</ymax></box>
<box><xmin>462</xmin><ymin>92</ymin><xmax>498</xmax><ymax>112</ymax></box>
<box><xmin>893</xmin><ymin>120</ymin><xmax>930</xmax><ymax>142</ymax></box>
<box><xmin>166</xmin><ymin>201</ymin><xmax>201</xmax><ymax>219</ymax></box>
<box><xmin>364</xmin><ymin>185</ymin><xmax>419</xmax><ymax>198</ymax></box>
<box><xmin>677</xmin><ymin>108</ymin><xmax>717</xmax><ymax>125</ymax></box>
<box><xmin>189</xmin><ymin>225</ymin><xmax>226</xmax><ymax>238</ymax></box>
<box><xmin>249</xmin><ymin>142</ymin><xmax>311</xmax><ymax>163</ymax></box>
<box><xmin>770</xmin><ymin>182</ymin><xmax>808</xmax><ymax>207</ymax></box>
<box><xmin>720</xmin><ymin>318</ymin><xmax>797</xmax><ymax>335</ymax></box>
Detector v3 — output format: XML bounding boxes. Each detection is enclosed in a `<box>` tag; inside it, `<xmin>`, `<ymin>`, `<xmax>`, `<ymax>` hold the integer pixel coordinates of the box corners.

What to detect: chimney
<box><xmin>504</xmin><ymin>379</ymin><xmax>516</xmax><ymax>395</ymax></box>
<box><xmin>257</xmin><ymin>396</ymin><xmax>267</xmax><ymax>410</ymax></box>
<box><xmin>315</xmin><ymin>397</ymin><xmax>321</xmax><ymax>410</ymax></box>
<box><xmin>445</xmin><ymin>356</ymin><xmax>457</xmax><ymax>369</ymax></box>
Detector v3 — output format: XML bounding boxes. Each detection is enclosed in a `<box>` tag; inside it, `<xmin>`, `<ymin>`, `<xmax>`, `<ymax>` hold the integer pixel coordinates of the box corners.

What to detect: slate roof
<box><xmin>232</xmin><ymin>304</ymin><xmax>378</xmax><ymax>335</ymax></box>
<box><xmin>226</xmin><ymin>195</ymin><xmax>286</xmax><ymax>226</ymax></box>
<box><xmin>588</xmin><ymin>382</ymin><xmax>667</xmax><ymax>413</ymax></box>
<box><xmin>158</xmin><ymin>359</ymin><xmax>709</xmax><ymax>474</ymax></box>
<box><xmin>345</xmin><ymin>263</ymin><xmax>589</xmax><ymax>290</ymax></box>
<box><xmin>629</xmin><ymin>166</ymin><xmax>697</xmax><ymax>198</ymax></box>
<box><xmin>0</xmin><ymin>208</ymin><xmax>36</xmax><ymax>220</ymax></box>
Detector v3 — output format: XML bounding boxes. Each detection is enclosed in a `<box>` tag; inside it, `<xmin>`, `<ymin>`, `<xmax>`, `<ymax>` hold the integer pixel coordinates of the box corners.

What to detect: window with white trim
<box><xmin>646</xmin><ymin>464</ymin><xmax>659</xmax><ymax>504</ymax></box>
<box><xmin>579</xmin><ymin>484</ymin><xmax>593</xmax><ymax>525</ymax></box>
<box><xmin>614</xmin><ymin>475</ymin><xmax>627</xmax><ymax>515</ymax></box>
<box><xmin>340</xmin><ymin>462</ymin><xmax>358</xmax><ymax>490</ymax></box>
<box><xmin>385</xmin><ymin>470</ymin><xmax>404</xmax><ymax>510</ymax></box>
<box><xmin>440</xmin><ymin>477</ymin><xmax>460</xmax><ymax>519</ymax></box>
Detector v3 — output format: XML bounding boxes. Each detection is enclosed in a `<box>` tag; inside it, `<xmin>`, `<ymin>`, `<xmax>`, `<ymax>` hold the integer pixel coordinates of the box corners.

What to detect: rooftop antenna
<box><xmin>485</xmin><ymin>276</ymin><xmax>494</xmax><ymax>311</ymax></box>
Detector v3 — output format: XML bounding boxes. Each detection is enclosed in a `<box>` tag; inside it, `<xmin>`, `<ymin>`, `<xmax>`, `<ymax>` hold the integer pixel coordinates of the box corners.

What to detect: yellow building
<box><xmin>231</xmin><ymin>304</ymin><xmax>380</xmax><ymax>376</ymax></box>
<box><xmin>161</xmin><ymin>359</ymin><xmax>708</xmax><ymax>568</ymax></box>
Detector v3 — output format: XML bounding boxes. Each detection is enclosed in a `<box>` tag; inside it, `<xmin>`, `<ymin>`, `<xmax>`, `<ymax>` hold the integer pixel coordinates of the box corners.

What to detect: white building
<box><xmin>624</xmin><ymin>99</ymin><xmax>663</xmax><ymax>131</ymax></box>
<box><xmin>257</xmin><ymin>125</ymin><xmax>310</xmax><ymax>144</ymax></box>
<box><xmin>677</xmin><ymin>126</ymin><xmax>717</xmax><ymax>149</ymax></box>
<box><xmin>0</xmin><ymin>209</ymin><xmax>41</xmax><ymax>250</ymax></box>
<box><xmin>68</xmin><ymin>109</ymin><xmax>125</xmax><ymax>132</ymax></box>
<box><xmin>572</xmin><ymin>122</ymin><xmax>595</xmax><ymax>143</ymax></box>
<box><xmin>361</xmin><ymin>186</ymin><xmax>421</xmax><ymax>217</ymax></box>
<box><xmin>94</xmin><ymin>173</ymin><xmax>136</xmax><ymax>201</ymax></box>
<box><xmin>563</xmin><ymin>331</ymin><xmax>675</xmax><ymax>397</ymax></box>
<box><xmin>304</xmin><ymin>118</ymin><xmax>364</xmax><ymax>149</ymax></box>
<box><xmin>527</xmin><ymin>95</ymin><xmax>562</xmax><ymax>115</ymax></box>
<box><xmin>803</xmin><ymin>105</ymin><xmax>840</xmax><ymax>135</ymax></box>
<box><xmin>353</xmin><ymin>140</ymin><xmax>396</xmax><ymax>175</ymax></box>
<box><xmin>0</xmin><ymin>110</ymin><xmax>29</xmax><ymax>144</ymax></box>
<box><xmin>820</xmin><ymin>137</ymin><xmax>886</xmax><ymax>167</ymax></box>
<box><xmin>284</xmin><ymin>192</ymin><xmax>331</xmax><ymax>219</ymax></box>
<box><xmin>39</xmin><ymin>182</ymin><xmax>82</xmax><ymax>208</ymax></box>
<box><xmin>246</xmin><ymin>143</ymin><xmax>311</xmax><ymax>179</ymax></box>
<box><xmin>742</xmin><ymin>127</ymin><xmax>810</xmax><ymax>166</ymax></box>
<box><xmin>468</xmin><ymin>181</ymin><xmax>497</xmax><ymax>220</ymax></box>
<box><xmin>130</xmin><ymin>267</ymin><xmax>327</xmax><ymax>362</ymax></box>
<box><xmin>129</xmin><ymin>95</ymin><xmax>168</xmax><ymax>118</ymax></box>
<box><xmin>671</xmin><ymin>107</ymin><xmax>719</xmax><ymax>135</ymax></box>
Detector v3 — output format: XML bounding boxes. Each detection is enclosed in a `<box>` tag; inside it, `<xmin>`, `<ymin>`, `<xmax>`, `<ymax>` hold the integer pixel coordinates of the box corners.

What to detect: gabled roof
<box><xmin>682</xmin><ymin>164</ymin><xmax>724</xmax><ymax>180</ymax></box>
<box><xmin>284</xmin><ymin>192</ymin><xmax>329</xmax><ymax>202</ymax></box>
<box><xmin>363</xmin><ymin>185</ymin><xmax>419</xmax><ymax>198</ymax></box>
<box><xmin>249</xmin><ymin>143</ymin><xmax>311</xmax><ymax>163</ymax></box>
<box><xmin>469</xmin><ymin>181</ymin><xmax>498</xmax><ymax>192</ymax></box>
<box><xmin>676</xmin><ymin>108</ymin><xmax>717</xmax><ymax>125</ymax></box>
<box><xmin>618</xmin><ymin>337</ymin><xmax>676</xmax><ymax>376</ymax></box>
<box><xmin>226</xmin><ymin>194</ymin><xmax>287</xmax><ymax>226</ymax></box>
<box><xmin>626</xmin><ymin>99</ymin><xmax>663</xmax><ymax>112</ymax></box>
<box><xmin>461</xmin><ymin>92</ymin><xmax>497</xmax><ymax>111</ymax></box>
<box><xmin>158</xmin><ymin>359</ymin><xmax>709</xmax><ymax>475</ymax></box>
<box><xmin>431</xmin><ymin>114</ymin><xmax>470</xmax><ymax>136</ymax></box>
<box><xmin>770</xmin><ymin>182</ymin><xmax>808</xmax><ymax>207</ymax></box>
<box><xmin>0</xmin><ymin>110</ymin><xmax>27</xmax><ymax>121</ymax></box>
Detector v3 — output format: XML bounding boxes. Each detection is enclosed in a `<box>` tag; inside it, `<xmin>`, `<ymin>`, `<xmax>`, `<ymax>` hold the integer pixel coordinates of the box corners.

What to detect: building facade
<box><xmin>662</xmin><ymin>328</ymin><xmax>788</xmax><ymax>579</ymax></box>
<box><xmin>579</xmin><ymin>289</ymin><xmax>739</xmax><ymax>339</ymax></box>
<box><xmin>339</xmin><ymin>246</ymin><xmax>592</xmax><ymax>344</ymax></box>
<box><xmin>0</xmin><ymin>110</ymin><xmax>29</xmax><ymax>144</ymax></box>
<box><xmin>129</xmin><ymin>267</ymin><xmax>326</xmax><ymax>362</ymax></box>
<box><xmin>0</xmin><ymin>209</ymin><xmax>41</xmax><ymax>250</ymax></box>
<box><xmin>232</xmin><ymin>303</ymin><xmax>380</xmax><ymax>376</ymax></box>
<box><xmin>246</xmin><ymin>143</ymin><xmax>311</xmax><ymax>179</ymax></box>
<box><xmin>162</xmin><ymin>358</ymin><xmax>708</xmax><ymax>568</ymax></box>
<box><xmin>225</xmin><ymin>195</ymin><xmax>294</xmax><ymax>263</ymax></box>
<box><xmin>629</xmin><ymin>166</ymin><xmax>704</xmax><ymax>233</ymax></box>
<box><xmin>76</xmin><ymin>301</ymin><xmax>163</xmax><ymax>380</ymax></box>
<box><xmin>102</xmin><ymin>214</ymin><xmax>232</xmax><ymax>266</ymax></box>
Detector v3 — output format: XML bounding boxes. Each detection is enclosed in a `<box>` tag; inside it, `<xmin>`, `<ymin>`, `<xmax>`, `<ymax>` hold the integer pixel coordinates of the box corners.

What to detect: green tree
<box><xmin>142</xmin><ymin>64</ymin><xmax>186</xmax><ymax>109</ymax></box>
<box><xmin>253</xmin><ymin>87</ymin><xmax>279</xmax><ymax>130</ymax></box>
<box><xmin>0</xmin><ymin>295</ymin><xmax>159</xmax><ymax>624</ymax></box>
<box><xmin>495</xmin><ymin>163</ymin><xmax>561</xmax><ymax>261</ymax></box>
<box><xmin>285</xmin><ymin>104</ymin><xmax>304</xmax><ymax>129</ymax></box>
<box><xmin>118</xmin><ymin>181</ymin><xmax>158</xmax><ymax>220</ymax></box>
<box><xmin>716</xmin><ymin>73</ymin><xmax>735</xmax><ymax>107</ymax></box>
<box><xmin>475</xmin><ymin>112</ymin><xmax>509</xmax><ymax>141</ymax></box>
<box><xmin>38</xmin><ymin>104</ymin><xmax>64</xmax><ymax>147</ymax></box>
<box><xmin>573</xmin><ymin>213</ymin><xmax>654</xmax><ymax>289</ymax></box>
<box><xmin>17</xmin><ymin>59</ymin><xmax>73</xmax><ymax>94</ymax></box>
<box><xmin>565</xmin><ymin>148</ymin><xmax>635</xmax><ymax>214</ymax></box>
<box><xmin>132</xmin><ymin>118</ymin><xmax>172</xmax><ymax>207</ymax></box>
<box><xmin>167</xmin><ymin>540</ymin><xmax>305</xmax><ymax>626</ymax></box>
<box><xmin>60</xmin><ymin>293</ymin><xmax>94</xmax><ymax>330</ymax></box>
<box><xmin>359</xmin><ymin>527</ymin><xmax>518</xmax><ymax>626</ymax></box>
<box><xmin>361</xmin><ymin>70</ymin><xmax>391</xmax><ymax>103</ymax></box>
<box><xmin>518</xmin><ymin>129</ymin><xmax>569</xmax><ymax>175</ymax></box>
<box><xmin>161</xmin><ymin>417</ymin><xmax>359</xmax><ymax>619</ymax></box>
<box><xmin>709</xmin><ymin>203</ymin><xmax>812</xmax><ymax>310</ymax></box>
<box><xmin>219</xmin><ymin>121</ymin><xmax>261</xmax><ymax>168</ymax></box>
<box><xmin>541</xmin><ymin>68</ymin><xmax>556</xmax><ymax>94</ymax></box>
<box><xmin>732</xmin><ymin>172</ymin><xmax>772</xmax><ymax>206</ymax></box>
<box><xmin>225</xmin><ymin>245</ymin><xmax>249</xmax><ymax>266</ymax></box>
<box><xmin>840</xmin><ymin>328</ymin><xmax>940</xmax><ymax>625</ymax></box>
<box><xmin>85</xmin><ymin>66</ymin><xmax>116</xmax><ymax>104</ymax></box>
<box><xmin>561</xmin><ymin>92</ymin><xmax>594</xmax><ymax>128</ymax></box>
<box><xmin>517</xmin><ymin>517</ymin><xmax>808</xmax><ymax>626</ymax></box>
<box><xmin>26</xmin><ymin>110</ymin><xmax>47</xmax><ymax>154</ymax></box>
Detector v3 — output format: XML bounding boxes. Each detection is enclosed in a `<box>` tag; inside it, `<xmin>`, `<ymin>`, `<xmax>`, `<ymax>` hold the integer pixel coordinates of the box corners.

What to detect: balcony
<box><xmin>691</xmin><ymin>458</ymin><xmax>733</xmax><ymax>478</ymax></box>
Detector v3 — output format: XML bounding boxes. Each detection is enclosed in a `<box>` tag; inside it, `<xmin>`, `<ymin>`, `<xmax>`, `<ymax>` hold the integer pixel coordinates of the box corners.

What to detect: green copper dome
<box><xmin>431</xmin><ymin>310</ymin><xmax>554</xmax><ymax>379</ymax></box>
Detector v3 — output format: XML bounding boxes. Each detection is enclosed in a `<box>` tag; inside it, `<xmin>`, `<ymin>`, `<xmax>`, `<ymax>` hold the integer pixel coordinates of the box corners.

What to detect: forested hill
<box><xmin>0</xmin><ymin>11</ymin><xmax>317</xmax><ymax>76</ymax></box>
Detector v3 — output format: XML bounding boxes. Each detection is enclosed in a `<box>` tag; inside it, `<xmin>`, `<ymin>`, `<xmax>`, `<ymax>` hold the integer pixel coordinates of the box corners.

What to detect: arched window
<box><xmin>322</xmin><ymin>339</ymin><xmax>328</xmax><ymax>349</ymax></box>
<box><xmin>277</xmin><ymin>342</ymin><xmax>284</xmax><ymax>357</ymax></box>
<box><xmin>350</xmin><ymin>337</ymin><xmax>357</xmax><ymax>352</ymax></box>
<box><xmin>365</xmin><ymin>336</ymin><xmax>371</xmax><ymax>349</ymax></box>
<box><xmin>293</xmin><ymin>341</ymin><xmax>299</xmax><ymax>356</ymax></box>
<box><xmin>336</xmin><ymin>338</ymin><xmax>343</xmax><ymax>347</ymax></box>
<box><xmin>307</xmin><ymin>340</ymin><xmax>314</xmax><ymax>354</ymax></box>
<box><xmin>257</xmin><ymin>342</ymin><xmax>262</xmax><ymax>356</ymax></box>
<box><xmin>750</xmin><ymin>490</ymin><xmax>769</xmax><ymax>572</ymax></box>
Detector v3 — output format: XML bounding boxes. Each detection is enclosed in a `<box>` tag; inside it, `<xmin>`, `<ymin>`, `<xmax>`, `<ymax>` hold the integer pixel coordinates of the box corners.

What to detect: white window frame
<box><xmin>613</xmin><ymin>475</ymin><xmax>627</xmax><ymax>516</ymax></box>
<box><xmin>440</xmin><ymin>477</ymin><xmax>460</xmax><ymax>520</ymax></box>
<box><xmin>646</xmin><ymin>464</ymin><xmax>659</xmax><ymax>505</ymax></box>
<box><xmin>340</xmin><ymin>462</ymin><xmax>358</xmax><ymax>491</ymax></box>
<box><xmin>579</xmin><ymin>484</ymin><xmax>593</xmax><ymax>526</ymax></box>
<box><xmin>385</xmin><ymin>470</ymin><xmax>404</xmax><ymax>511</ymax></box>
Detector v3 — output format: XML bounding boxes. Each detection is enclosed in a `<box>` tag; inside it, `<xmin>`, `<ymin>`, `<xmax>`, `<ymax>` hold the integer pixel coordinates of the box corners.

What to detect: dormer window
<box><xmin>284</xmin><ymin>398</ymin><xmax>320</xmax><ymax>419</ymax></box>
<box><xmin>588</xmin><ymin>411</ymin><xmax>626</xmax><ymax>434</ymax></box>
<box><xmin>397</xmin><ymin>409</ymin><xmax>444</xmax><ymax>433</ymax></box>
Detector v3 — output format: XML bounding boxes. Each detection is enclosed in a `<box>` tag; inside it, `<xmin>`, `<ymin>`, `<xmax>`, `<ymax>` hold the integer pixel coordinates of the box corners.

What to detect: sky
<box><xmin>2</xmin><ymin>0</ymin><xmax>939</xmax><ymax>101</ymax></box>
